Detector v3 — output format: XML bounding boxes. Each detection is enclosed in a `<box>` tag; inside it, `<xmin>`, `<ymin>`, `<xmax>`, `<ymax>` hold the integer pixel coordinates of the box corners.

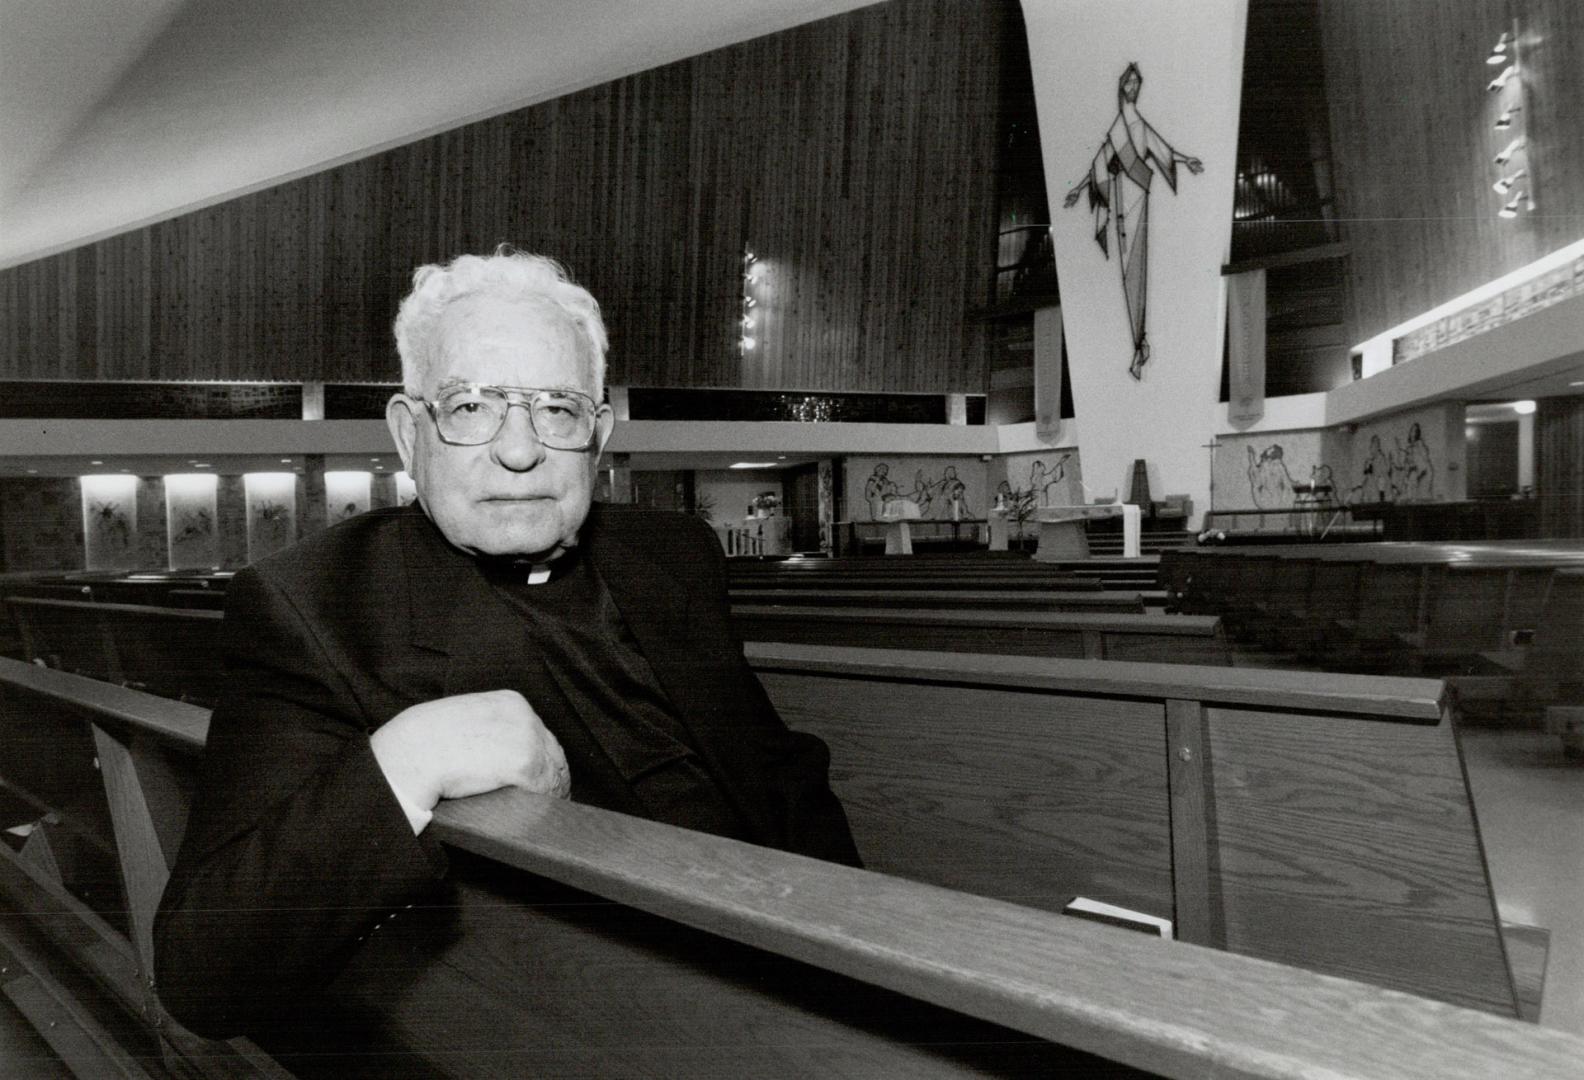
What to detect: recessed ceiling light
<box><xmin>1571</xmin><ymin>380</ymin><xmax>1584</xmax><ymax>387</ymax></box>
<box><xmin>26</xmin><ymin>469</ymin><xmax>38</xmax><ymax>474</ymax></box>
<box><xmin>729</xmin><ymin>461</ymin><xmax>779</xmax><ymax>469</ymax></box>
<box><xmin>91</xmin><ymin>460</ymin><xmax>103</xmax><ymax>465</ymax></box>
<box><xmin>280</xmin><ymin>457</ymin><xmax>292</xmax><ymax>463</ymax></box>
<box><xmin>193</xmin><ymin>463</ymin><xmax>212</xmax><ymax>468</ymax></box>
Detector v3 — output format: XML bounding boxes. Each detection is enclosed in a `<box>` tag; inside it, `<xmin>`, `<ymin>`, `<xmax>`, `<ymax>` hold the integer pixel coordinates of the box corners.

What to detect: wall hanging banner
<box><xmin>81</xmin><ymin>475</ymin><xmax>140</xmax><ymax>571</ymax></box>
<box><xmin>1026</xmin><ymin>0</ymin><xmax>1248</xmax><ymax>525</ymax></box>
<box><xmin>165</xmin><ymin>474</ymin><xmax>219</xmax><ymax>570</ymax></box>
<box><xmin>244</xmin><ymin>473</ymin><xmax>297</xmax><ymax>565</ymax></box>
<box><xmin>1227</xmin><ymin>268</ymin><xmax>1266</xmax><ymax>424</ymax></box>
<box><xmin>1034</xmin><ymin>305</ymin><xmax>1065</xmax><ymax>443</ymax></box>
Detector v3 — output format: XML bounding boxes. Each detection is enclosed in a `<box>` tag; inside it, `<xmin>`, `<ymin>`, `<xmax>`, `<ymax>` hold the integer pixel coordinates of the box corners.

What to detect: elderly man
<box><xmin>154</xmin><ymin>250</ymin><xmax>859</xmax><ymax>1037</ymax></box>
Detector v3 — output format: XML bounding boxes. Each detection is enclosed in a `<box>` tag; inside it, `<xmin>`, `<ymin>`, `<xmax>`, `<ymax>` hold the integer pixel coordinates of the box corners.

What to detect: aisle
<box><xmin>1459</xmin><ymin>729</ymin><xmax>1584</xmax><ymax>1035</ymax></box>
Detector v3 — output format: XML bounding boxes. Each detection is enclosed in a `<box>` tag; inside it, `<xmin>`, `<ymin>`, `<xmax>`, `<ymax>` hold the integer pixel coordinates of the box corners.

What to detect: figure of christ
<box><xmin>1063</xmin><ymin>63</ymin><xmax>1203</xmax><ymax>379</ymax></box>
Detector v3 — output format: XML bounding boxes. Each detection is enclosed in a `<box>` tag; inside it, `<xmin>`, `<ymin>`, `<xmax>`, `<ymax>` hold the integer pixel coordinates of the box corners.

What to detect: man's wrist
<box><xmin>387</xmin><ymin>780</ymin><xmax>435</xmax><ymax>834</ymax></box>
<box><xmin>369</xmin><ymin>727</ymin><xmax>438</xmax><ymax>834</ymax></box>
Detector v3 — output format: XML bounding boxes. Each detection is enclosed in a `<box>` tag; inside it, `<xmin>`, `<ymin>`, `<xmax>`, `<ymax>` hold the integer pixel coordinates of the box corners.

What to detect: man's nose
<box><xmin>490</xmin><ymin>402</ymin><xmax>546</xmax><ymax>471</ymax></box>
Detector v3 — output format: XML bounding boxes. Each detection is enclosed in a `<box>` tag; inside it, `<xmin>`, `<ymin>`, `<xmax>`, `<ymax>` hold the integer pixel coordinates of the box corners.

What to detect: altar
<box><xmin>1032</xmin><ymin>503</ymin><xmax>1142</xmax><ymax>560</ymax></box>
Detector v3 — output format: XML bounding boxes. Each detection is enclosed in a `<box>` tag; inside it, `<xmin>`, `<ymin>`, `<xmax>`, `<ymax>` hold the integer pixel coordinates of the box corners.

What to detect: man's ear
<box><xmin>592</xmin><ymin>403</ymin><xmax>615</xmax><ymax>457</ymax></box>
<box><xmin>386</xmin><ymin>394</ymin><xmax>419</xmax><ymax>474</ymax></box>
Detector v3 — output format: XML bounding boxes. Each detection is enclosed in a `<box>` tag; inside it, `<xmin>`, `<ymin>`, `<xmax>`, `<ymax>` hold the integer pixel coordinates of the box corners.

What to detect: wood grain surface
<box><xmin>1202</xmin><ymin>703</ymin><xmax>1514</xmax><ymax>1014</ymax></box>
<box><xmin>0</xmin><ymin>0</ymin><xmax>1005</xmax><ymax>394</ymax></box>
<box><xmin>4</xmin><ymin>664</ymin><xmax>1582</xmax><ymax>1077</ymax></box>
<box><xmin>762</xmin><ymin>669</ymin><xmax>1173</xmax><ymax>914</ymax></box>
<box><xmin>1318</xmin><ymin>0</ymin><xmax>1584</xmax><ymax>343</ymax></box>
<box><xmin>745</xmin><ymin>642</ymin><xmax>1446</xmax><ymax>718</ymax></box>
<box><xmin>731</xmin><ymin>588</ymin><xmax>1148</xmax><ymax>612</ymax></box>
<box><xmin>430</xmin><ymin>790</ymin><xmax>1584</xmax><ymax>1080</ymax></box>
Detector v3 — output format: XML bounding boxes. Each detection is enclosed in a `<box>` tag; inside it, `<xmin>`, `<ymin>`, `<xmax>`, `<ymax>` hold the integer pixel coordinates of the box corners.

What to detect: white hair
<box><xmin>392</xmin><ymin>247</ymin><xmax>608</xmax><ymax>396</ymax></box>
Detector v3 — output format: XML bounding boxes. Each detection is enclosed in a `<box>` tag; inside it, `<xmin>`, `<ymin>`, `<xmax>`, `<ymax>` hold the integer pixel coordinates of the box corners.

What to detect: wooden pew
<box><xmin>730</xmin><ymin>588</ymin><xmax>1148</xmax><ymax>613</ymax></box>
<box><xmin>7</xmin><ymin>597</ymin><xmax>224</xmax><ymax>706</ymax></box>
<box><xmin>733</xmin><ymin>605</ymin><xmax>1232</xmax><ymax>665</ymax></box>
<box><xmin>1458</xmin><ymin>569</ymin><xmax>1584</xmax><ymax>744</ymax></box>
<box><xmin>748</xmin><ymin>642</ymin><xmax>1520</xmax><ymax>1017</ymax></box>
<box><xmin>2</xmin><ymin>659</ymin><xmax>1581</xmax><ymax>1079</ymax></box>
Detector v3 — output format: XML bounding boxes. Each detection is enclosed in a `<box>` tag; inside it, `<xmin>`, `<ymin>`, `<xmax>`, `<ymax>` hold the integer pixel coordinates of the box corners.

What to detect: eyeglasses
<box><xmin>412</xmin><ymin>384</ymin><xmax>601</xmax><ymax>450</ymax></box>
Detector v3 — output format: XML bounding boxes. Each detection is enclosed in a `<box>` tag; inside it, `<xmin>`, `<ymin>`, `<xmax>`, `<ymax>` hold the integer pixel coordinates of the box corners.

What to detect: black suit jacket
<box><xmin>153</xmin><ymin>503</ymin><xmax>857</xmax><ymax>1036</ymax></box>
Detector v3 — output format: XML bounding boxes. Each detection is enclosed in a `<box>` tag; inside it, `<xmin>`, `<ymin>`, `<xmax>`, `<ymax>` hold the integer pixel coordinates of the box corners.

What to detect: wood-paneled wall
<box><xmin>1318</xmin><ymin>0</ymin><xmax>1584</xmax><ymax>343</ymax></box>
<box><xmin>1537</xmin><ymin>395</ymin><xmax>1584</xmax><ymax>537</ymax></box>
<box><xmin>0</xmin><ymin>0</ymin><xmax>1004</xmax><ymax>394</ymax></box>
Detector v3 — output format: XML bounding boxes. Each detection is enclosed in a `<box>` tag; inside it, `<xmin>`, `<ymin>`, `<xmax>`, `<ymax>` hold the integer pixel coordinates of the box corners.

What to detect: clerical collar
<box><xmin>477</xmin><ymin>543</ymin><xmax>581</xmax><ymax>586</ymax></box>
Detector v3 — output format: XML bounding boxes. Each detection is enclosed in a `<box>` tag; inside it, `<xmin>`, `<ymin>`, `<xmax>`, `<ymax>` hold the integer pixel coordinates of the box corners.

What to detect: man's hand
<box><xmin>370</xmin><ymin>690</ymin><xmax>571</xmax><ymax>817</ymax></box>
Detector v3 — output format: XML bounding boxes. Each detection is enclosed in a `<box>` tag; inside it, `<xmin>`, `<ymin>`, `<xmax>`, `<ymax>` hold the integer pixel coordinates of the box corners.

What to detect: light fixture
<box><xmin>1487</xmin><ymin>64</ymin><xmax>1516</xmax><ymax>92</ymax></box>
<box><xmin>1498</xmin><ymin>192</ymin><xmax>1526</xmax><ymax>218</ymax></box>
<box><xmin>728</xmin><ymin>462</ymin><xmax>779</xmax><ymax>469</ymax></box>
<box><xmin>1569</xmin><ymin>380</ymin><xmax>1584</xmax><ymax>387</ymax></box>
<box><xmin>740</xmin><ymin>245</ymin><xmax>761</xmax><ymax>357</ymax></box>
<box><xmin>1494</xmin><ymin>138</ymin><xmax>1524</xmax><ymax>166</ymax></box>
<box><xmin>1493</xmin><ymin>168</ymin><xmax>1526</xmax><ymax>194</ymax></box>
<box><xmin>90</xmin><ymin>459</ymin><xmax>103</xmax><ymax>465</ymax></box>
<box><xmin>1494</xmin><ymin>104</ymin><xmax>1521</xmax><ymax>130</ymax></box>
<box><xmin>1512</xmin><ymin>400</ymin><xmax>1536</xmax><ymax>415</ymax></box>
<box><xmin>1486</xmin><ymin>31</ymin><xmax>1511</xmax><ymax>64</ymax></box>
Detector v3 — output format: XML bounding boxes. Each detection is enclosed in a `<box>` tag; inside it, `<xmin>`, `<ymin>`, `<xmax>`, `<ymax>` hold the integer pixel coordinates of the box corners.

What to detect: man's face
<box><xmin>388</xmin><ymin>294</ymin><xmax>614</xmax><ymax>559</ymax></box>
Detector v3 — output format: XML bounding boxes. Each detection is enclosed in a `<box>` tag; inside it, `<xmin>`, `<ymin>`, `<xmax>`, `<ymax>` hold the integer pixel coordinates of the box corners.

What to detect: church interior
<box><xmin>1</xmin><ymin>0</ymin><xmax>1582</xmax><ymax>1075</ymax></box>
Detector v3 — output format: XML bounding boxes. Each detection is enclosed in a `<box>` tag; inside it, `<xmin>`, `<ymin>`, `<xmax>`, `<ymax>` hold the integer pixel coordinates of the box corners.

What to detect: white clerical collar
<box><xmin>525</xmin><ymin>563</ymin><xmax>553</xmax><ymax>585</ymax></box>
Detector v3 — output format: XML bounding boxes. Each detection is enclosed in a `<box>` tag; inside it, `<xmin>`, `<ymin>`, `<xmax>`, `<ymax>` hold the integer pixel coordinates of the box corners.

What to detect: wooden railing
<box><xmin>748</xmin><ymin>642</ymin><xmax>1520</xmax><ymax>1016</ymax></box>
<box><xmin>3</xmin><ymin>657</ymin><xmax>1583</xmax><ymax>1078</ymax></box>
<box><xmin>733</xmin><ymin>604</ymin><xmax>1232</xmax><ymax>665</ymax></box>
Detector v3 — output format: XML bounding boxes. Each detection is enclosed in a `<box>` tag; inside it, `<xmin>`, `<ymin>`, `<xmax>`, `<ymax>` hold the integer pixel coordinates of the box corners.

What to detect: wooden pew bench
<box><xmin>7</xmin><ymin>596</ymin><xmax>224</xmax><ymax>706</ymax></box>
<box><xmin>2</xmin><ymin>658</ymin><xmax>1581</xmax><ymax>1079</ymax></box>
<box><xmin>748</xmin><ymin>642</ymin><xmax>1522</xmax><ymax>1017</ymax></box>
<box><xmin>733</xmin><ymin>605</ymin><xmax>1232</xmax><ymax>665</ymax></box>
<box><xmin>730</xmin><ymin>588</ymin><xmax>1148</xmax><ymax>613</ymax></box>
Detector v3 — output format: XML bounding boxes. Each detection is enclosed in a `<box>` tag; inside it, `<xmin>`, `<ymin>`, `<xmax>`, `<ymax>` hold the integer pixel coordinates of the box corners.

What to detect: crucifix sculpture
<box><xmin>1064</xmin><ymin>63</ymin><xmax>1203</xmax><ymax>379</ymax></box>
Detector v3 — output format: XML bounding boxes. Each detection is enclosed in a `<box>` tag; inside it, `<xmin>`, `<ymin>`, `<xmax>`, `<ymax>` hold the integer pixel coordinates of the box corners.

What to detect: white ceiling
<box><xmin>0</xmin><ymin>0</ymin><xmax>876</xmax><ymax>269</ymax></box>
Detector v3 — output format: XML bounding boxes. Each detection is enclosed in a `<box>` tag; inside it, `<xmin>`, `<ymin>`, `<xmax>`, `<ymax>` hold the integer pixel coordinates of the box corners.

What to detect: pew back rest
<box><xmin>1421</xmin><ymin>566</ymin><xmax>1514</xmax><ymax>652</ymax></box>
<box><xmin>1528</xmin><ymin>569</ymin><xmax>1584</xmax><ymax>693</ymax></box>
<box><xmin>730</xmin><ymin>588</ymin><xmax>1148</xmax><ymax>613</ymax></box>
<box><xmin>748</xmin><ymin>642</ymin><xmax>1517</xmax><ymax>1017</ymax></box>
<box><xmin>732</xmin><ymin>605</ymin><xmax>1231</xmax><ymax>666</ymax></box>
<box><xmin>4</xmin><ymin>656</ymin><xmax>1581</xmax><ymax>1080</ymax></box>
<box><xmin>7</xmin><ymin>596</ymin><xmax>223</xmax><ymax>705</ymax></box>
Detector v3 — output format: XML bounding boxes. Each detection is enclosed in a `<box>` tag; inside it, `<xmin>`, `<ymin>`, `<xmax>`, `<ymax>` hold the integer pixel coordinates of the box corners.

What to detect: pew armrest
<box><xmin>428</xmin><ymin>789</ymin><xmax>1584</xmax><ymax>1080</ymax></box>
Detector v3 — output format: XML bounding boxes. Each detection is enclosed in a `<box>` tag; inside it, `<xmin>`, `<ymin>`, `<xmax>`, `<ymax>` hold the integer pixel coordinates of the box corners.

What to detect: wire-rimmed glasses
<box><xmin>412</xmin><ymin>384</ymin><xmax>601</xmax><ymax>450</ymax></box>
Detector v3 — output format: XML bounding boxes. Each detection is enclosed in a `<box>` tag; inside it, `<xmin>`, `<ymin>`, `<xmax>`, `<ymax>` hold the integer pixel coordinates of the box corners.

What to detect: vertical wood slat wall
<box><xmin>1317</xmin><ymin>0</ymin><xmax>1584</xmax><ymax>345</ymax></box>
<box><xmin>1538</xmin><ymin>396</ymin><xmax>1584</xmax><ymax>537</ymax></box>
<box><xmin>0</xmin><ymin>0</ymin><xmax>1005</xmax><ymax>395</ymax></box>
